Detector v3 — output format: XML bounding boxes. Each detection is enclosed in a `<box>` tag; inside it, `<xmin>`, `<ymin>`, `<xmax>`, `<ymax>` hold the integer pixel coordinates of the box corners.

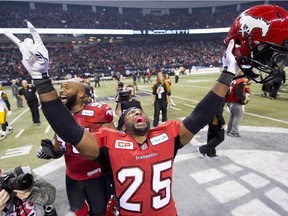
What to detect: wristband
<box><xmin>217</xmin><ymin>71</ymin><xmax>235</xmax><ymax>86</ymax></box>
<box><xmin>33</xmin><ymin>79</ymin><xmax>55</xmax><ymax>94</ymax></box>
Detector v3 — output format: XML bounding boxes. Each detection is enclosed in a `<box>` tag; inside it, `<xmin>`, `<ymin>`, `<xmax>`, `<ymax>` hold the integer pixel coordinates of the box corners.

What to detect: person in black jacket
<box><xmin>19</xmin><ymin>80</ymin><xmax>41</xmax><ymax>125</ymax></box>
<box><xmin>115</xmin><ymin>85</ymin><xmax>142</xmax><ymax>130</ymax></box>
<box><xmin>270</xmin><ymin>67</ymin><xmax>286</xmax><ymax>100</ymax></box>
<box><xmin>151</xmin><ymin>72</ymin><xmax>172</xmax><ymax>127</ymax></box>
<box><xmin>197</xmin><ymin>101</ymin><xmax>225</xmax><ymax>159</ymax></box>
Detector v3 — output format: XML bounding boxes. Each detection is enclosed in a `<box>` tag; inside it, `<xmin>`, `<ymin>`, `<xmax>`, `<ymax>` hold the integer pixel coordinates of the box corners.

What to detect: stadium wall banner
<box><xmin>190</xmin><ymin>67</ymin><xmax>221</xmax><ymax>74</ymax></box>
<box><xmin>0</xmin><ymin>27</ymin><xmax>229</xmax><ymax>35</ymax></box>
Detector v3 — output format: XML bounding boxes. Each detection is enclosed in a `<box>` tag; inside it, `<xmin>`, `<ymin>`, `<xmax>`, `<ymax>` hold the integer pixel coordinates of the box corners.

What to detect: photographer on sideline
<box><xmin>115</xmin><ymin>85</ymin><xmax>142</xmax><ymax>130</ymax></box>
<box><xmin>0</xmin><ymin>166</ymin><xmax>56</xmax><ymax>216</ymax></box>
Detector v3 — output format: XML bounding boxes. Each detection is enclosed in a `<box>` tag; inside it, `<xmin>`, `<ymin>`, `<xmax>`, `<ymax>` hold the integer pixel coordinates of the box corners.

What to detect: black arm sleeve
<box><xmin>183</xmin><ymin>91</ymin><xmax>224</xmax><ymax>135</ymax></box>
<box><xmin>41</xmin><ymin>98</ymin><xmax>84</xmax><ymax>146</ymax></box>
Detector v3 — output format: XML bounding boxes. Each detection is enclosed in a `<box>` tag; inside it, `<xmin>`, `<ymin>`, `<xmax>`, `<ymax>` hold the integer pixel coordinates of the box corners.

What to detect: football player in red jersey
<box><xmin>37</xmin><ymin>80</ymin><xmax>115</xmax><ymax>216</ymax></box>
<box><xmin>7</xmin><ymin>5</ymin><xmax>288</xmax><ymax>214</ymax></box>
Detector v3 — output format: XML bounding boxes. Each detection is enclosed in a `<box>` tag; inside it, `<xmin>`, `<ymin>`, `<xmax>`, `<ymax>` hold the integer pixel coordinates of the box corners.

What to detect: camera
<box><xmin>0</xmin><ymin>172</ymin><xmax>34</xmax><ymax>194</ymax></box>
<box><xmin>0</xmin><ymin>172</ymin><xmax>34</xmax><ymax>212</ymax></box>
<box><xmin>118</xmin><ymin>90</ymin><xmax>131</xmax><ymax>104</ymax></box>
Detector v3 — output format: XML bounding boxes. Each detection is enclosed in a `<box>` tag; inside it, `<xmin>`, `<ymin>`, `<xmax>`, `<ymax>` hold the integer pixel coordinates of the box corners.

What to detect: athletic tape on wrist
<box><xmin>217</xmin><ymin>71</ymin><xmax>235</xmax><ymax>86</ymax></box>
<box><xmin>183</xmin><ymin>91</ymin><xmax>224</xmax><ymax>135</ymax></box>
<box><xmin>33</xmin><ymin>79</ymin><xmax>54</xmax><ymax>94</ymax></box>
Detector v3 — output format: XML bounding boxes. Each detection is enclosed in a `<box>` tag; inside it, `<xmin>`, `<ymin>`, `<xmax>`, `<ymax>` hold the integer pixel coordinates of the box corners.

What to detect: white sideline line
<box><xmin>244</xmin><ymin>112</ymin><xmax>288</xmax><ymax>125</ymax></box>
<box><xmin>9</xmin><ymin>105</ymin><xmax>41</xmax><ymax>125</ymax></box>
<box><xmin>15</xmin><ymin>129</ymin><xmax>24</xmax><ymax>138</ymax></box>
<box><xmin>9</xmin><ymin>108</ymin><xmax>30</xmax><ymax>125</ymax></box>
<box><xmin>170</xmin><ymin>106</ymin><xmax>181</xmax><ymax>111</ymax></box>
<box><xmin>184</xmin><ymin>104</ymin><xmax>196</xmax><ymax>108</ymax></box>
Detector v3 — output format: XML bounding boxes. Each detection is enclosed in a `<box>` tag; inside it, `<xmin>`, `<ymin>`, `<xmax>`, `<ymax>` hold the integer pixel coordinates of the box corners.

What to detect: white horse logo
<box><xmin>239</xmin><ymin>14</ymin><xmax>270</xmax><ymax>37</ymax></box>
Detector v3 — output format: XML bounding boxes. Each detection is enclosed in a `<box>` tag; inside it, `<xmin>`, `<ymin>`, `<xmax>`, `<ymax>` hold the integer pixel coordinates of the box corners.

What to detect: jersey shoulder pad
<box><xmin>82</xmin><ymin>102</ymin><xmax>113</xmax><ymax>123</ymax></box>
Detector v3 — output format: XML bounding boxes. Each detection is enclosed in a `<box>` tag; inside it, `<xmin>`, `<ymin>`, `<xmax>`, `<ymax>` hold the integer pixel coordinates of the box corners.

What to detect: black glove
<box><xmin>36</xmin><ymin>139</ymin><xmax>64</xmax><ymax>159</ymax></box>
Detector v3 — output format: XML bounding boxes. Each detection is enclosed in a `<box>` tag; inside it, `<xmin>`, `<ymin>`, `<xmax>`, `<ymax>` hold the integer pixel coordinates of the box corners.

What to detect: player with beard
<box><xmin>37</xmin><ymin>80</ymin><xmax>115</xmax><ymax>216</ymax></box>
<box><xmin>8</xmin><ymin>21</ymin><xmax>242</xmax><ymax>215</ymax></box>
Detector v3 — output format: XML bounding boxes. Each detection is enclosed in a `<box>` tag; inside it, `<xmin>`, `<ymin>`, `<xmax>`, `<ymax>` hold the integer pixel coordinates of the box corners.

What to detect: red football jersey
<box><xmin>57</xmin><ymin>102</ymin><xmax>113</xmax><ymax>180</ymax></box>
<box><xmin>95</xmin><ymin>120</ymin><xmax>181</xmax><ymax>216</ymax></box>
<box><xmin>226</xmin><ymin>78</ymin><xmax>247</xmax><ymax>103</ymax></box>
<box><xmin>76</xmin><ymin>102</ymin><xmax>114</xmax><ymax>132</ymax></box>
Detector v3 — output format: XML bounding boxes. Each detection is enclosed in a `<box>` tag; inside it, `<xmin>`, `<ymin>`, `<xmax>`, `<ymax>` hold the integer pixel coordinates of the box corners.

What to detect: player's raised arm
<box><xmin>180</xmin><ymin>40</ymin><xmax>238</xmax><ymax>145</ymax></box>
<box><xmin>4</xmin><ymin>22</ymin><xmax>100</xmax><ymax>160</ymax></box>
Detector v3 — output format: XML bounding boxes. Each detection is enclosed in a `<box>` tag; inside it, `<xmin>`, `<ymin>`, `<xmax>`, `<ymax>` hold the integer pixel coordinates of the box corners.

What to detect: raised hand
<box><xmin>222</xmin><ymin>39</ymin><xmax>239</xmax><ymax>75</ymax></box>
<box><xmin>4</xmin><ymin>21</ymin><xmax>49</xmax><ymax>79</ymax></box>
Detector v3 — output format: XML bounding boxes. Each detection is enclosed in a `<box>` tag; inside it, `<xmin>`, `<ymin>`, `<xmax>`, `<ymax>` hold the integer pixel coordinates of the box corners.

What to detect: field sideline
<box><xmin>1</xmin><ymin>71</ymin><xmax>287</xmax><ymax>171</ymax></box>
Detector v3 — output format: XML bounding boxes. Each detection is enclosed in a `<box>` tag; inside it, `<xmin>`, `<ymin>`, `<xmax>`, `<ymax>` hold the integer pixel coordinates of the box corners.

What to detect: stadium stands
<box><xmin>1</xmin><ymin>1</ymin><xmax>287</xmax><ymax>81</ymax></box>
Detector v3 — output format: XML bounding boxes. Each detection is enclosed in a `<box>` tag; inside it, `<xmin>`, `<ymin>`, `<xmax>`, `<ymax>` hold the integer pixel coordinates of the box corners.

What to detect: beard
<box><xmin>65</xmin><ymin>94</ymin><xmax>77</xmax><ymax>111</ymax></box>
<box><xmin>132</xmin><ymin>123</ymin><xmax>150</xmax><ymax>136</ymax></box>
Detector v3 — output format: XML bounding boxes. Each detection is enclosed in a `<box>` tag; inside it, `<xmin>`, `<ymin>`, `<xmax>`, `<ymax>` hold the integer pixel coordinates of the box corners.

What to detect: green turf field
<box><xmin>1</xmin><ymin>71</ymin><xmax>287</xmax><ymax>170</ymax></box>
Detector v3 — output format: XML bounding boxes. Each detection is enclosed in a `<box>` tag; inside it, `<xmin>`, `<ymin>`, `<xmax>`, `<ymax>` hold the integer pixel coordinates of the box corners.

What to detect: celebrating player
<box><xmin>6</xmin><ymin>4</ymin><xmax>288</xmax><ymax>214</ymax></box>
<box><xmin>36</xmin><ymin>80</ymin><xmax>115</xmax><ymax>216</ymax></box>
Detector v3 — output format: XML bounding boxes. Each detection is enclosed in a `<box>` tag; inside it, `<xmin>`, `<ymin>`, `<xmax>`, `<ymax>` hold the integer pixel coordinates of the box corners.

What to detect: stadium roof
<box><xmin>6</xmin><ymin>0</ymin><xmax>266</xmax><ymax>9</ymax></box>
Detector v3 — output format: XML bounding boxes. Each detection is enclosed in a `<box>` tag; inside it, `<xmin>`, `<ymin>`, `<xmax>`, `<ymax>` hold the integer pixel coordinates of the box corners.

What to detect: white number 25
<box><xmin>117</xmin><ymin>159</ymin><xmax>172</xmax><ymax>213</ymax></box>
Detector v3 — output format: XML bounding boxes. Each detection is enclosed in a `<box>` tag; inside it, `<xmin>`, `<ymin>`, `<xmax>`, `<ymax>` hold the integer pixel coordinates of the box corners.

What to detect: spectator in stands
<box><xmin>0</xmin><ymin>40</ymin><xmax>225</xmax><ymax>80</ymax></box>
<box><xmin>0</xmin><ymin>1</ymin><xmax>258</xmax><ymax>29</ymax></box>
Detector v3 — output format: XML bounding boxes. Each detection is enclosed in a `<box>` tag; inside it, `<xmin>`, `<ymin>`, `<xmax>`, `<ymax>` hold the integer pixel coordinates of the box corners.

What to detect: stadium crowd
<box><xmin>1</xmin><ymin>39</ymin><xmax>225</xmax><ymax>82</ymax></box>
<box><xmin>2</xmin><ymin>1</ymin><xmax>288</xmax><ymax>82</ymax></box>
<box><xmin>0</xmin><ymin>1</ymin><xmax>287</xmax><ymax>30</ymax></box>
<box><xmin>1</xmin><ymin>2</ymin><xmax>236</xmax><ymax>29</ymax></box>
